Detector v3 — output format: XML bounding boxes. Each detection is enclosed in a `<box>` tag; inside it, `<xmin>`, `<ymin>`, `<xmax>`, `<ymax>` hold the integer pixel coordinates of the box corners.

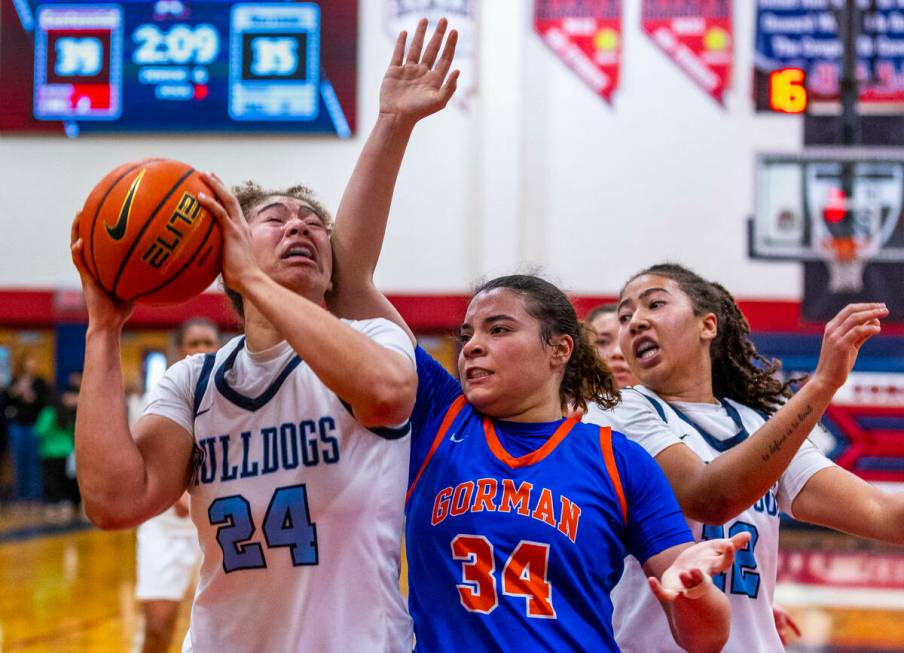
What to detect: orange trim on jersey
<box><xmin>482</xmin><ymin>417</ymin><xmax>579</xmax><ymax>469</ymax></box>
<box><xmin>405</xmin><ymin>395</ymin><xmax>468</xmax><ymax>505</ymax></box>
<box><xmin>599</xmin><ymin>427</ymin><xmax>628</xmax><ymax>524</ymax></box>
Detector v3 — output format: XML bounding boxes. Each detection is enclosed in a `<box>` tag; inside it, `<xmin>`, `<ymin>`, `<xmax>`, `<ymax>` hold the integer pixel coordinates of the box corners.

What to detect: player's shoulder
<box><xmin>342</xmin><ymin>316</ymin><xmax>405</xmax><ymax>336</ymax></box>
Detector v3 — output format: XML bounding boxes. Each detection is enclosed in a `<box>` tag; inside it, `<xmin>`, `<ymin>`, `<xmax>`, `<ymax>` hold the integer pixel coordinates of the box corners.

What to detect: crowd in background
<box><xmin>0</xmin><ymin>353</ymin><xmax>81</xmax><ymax>521</ymax></box>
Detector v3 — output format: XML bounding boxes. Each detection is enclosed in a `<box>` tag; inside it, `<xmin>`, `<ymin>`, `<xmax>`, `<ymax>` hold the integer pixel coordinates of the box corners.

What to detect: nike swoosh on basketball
<box><xmin>105</xmin><ymin>168</ymin><xmax>147</xmax><ymax>240</ymax></box>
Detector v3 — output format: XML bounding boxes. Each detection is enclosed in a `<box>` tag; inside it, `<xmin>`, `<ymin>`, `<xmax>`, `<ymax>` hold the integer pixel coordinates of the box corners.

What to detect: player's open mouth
<box><xmin>633</xmin><ymin>338</ymin><xmax>660</xmax><ymax>363</ymax></box>
<box><xmin>282</xmin><ymin>244</ymin><xmax>316</xmax><ymax>261</ymax></box>
<box><xmin>466</xmin><ymin>367</ymin><xmax>492</xmax><ymax>381</ymax></box>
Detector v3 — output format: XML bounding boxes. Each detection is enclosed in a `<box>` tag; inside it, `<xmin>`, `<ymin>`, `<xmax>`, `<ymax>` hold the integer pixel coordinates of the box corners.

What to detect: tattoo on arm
<box><xmin>761</xmin><ymin>404</ymin><xmax>814</xmax><ymax>462</ymax></box>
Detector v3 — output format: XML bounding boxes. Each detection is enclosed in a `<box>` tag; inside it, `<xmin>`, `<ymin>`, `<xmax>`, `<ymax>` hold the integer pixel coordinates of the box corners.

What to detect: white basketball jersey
<box><xmin>144</xmin><ymin>318</ymin><xmax>414</xmax><ymax>653</ymax></box>
<box><xmin>585</xmin><ymin>386</ymin><xmax>835</xmax><ymax>653</ymax></box>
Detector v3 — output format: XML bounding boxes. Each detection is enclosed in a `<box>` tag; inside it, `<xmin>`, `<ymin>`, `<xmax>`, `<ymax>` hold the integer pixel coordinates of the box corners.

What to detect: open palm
<box><xmin>650</xmin><ymin>532</ymin><xmax>751</xmax><ymax>601</ymax></box>
<box><xmin>380</xmin><ymin>18</ymin><xmax>460</xmax><ymax>124</ymax></box>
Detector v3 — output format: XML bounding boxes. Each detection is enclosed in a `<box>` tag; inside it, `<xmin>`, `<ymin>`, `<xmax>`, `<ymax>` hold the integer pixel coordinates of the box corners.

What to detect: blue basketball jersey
<box><xmin>406</xmin><ymin>348</ymin><xmax>692</xmax><ymax>652</ymax></box>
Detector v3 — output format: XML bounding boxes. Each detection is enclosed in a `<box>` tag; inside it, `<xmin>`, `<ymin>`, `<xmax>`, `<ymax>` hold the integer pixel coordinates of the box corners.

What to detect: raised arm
<box><xmin>327</xmin><ymin>18</ymin><xmax>459</xmax><ymax>341</ymax></box>
<box><xmin>198</xmin><ymin>174</ymin><xmax>416</xmax><ymax>428</ymax></box>
<box><xmin>70</xmin><ymin>217</ymin><xmax>195</xmax><ymax>529</ymax></box>
<box><xmin>658</xmin><ymin>303</ymin><xmax>887</xmax><ymax>524</ymax></box>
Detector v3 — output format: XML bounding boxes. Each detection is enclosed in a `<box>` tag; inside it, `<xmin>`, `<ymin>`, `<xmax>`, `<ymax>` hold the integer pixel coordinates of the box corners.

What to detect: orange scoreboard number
<box><xmin>769</xmin><ymin>67</ymin><xmax>808</xmax><ymax>114</ymax></box>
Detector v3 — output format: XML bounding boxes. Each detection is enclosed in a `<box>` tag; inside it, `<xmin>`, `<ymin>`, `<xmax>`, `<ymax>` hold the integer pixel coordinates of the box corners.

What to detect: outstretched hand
<box><xmin>197</xmin><ymin>172</ymin><xmax>260</xmax><ymax>294</ymax></box>
<box><xmin>648</xmin><ymin>532</ymin><xmax>751</xmax><ymax>602</ymax></box>
<box><xmin>380</xmin><ymin>17</ymin><xmax>460</xmax><ymax>127</ymax></box>
<box><xmin>70</xmin><ymin>213</ymin><xmax>134</xmax><ymax>330</ymax></box>
<box><xmin>813</xmin><ymin>302</ymin><xmax>888</xmax><ymax>392</ymax></box>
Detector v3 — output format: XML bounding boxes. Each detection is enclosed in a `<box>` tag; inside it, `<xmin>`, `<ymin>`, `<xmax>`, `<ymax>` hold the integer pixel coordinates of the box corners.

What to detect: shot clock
<box><xmin>1</xmin><ymin>0</ymin><xmax>357</xmax><ymax>135</ymax></box>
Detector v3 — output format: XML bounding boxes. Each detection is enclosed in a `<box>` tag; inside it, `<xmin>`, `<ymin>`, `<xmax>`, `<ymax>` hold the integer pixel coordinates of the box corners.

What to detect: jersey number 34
<box><xmin>452</xmin><ymin>534</ymin><xmax>556</xmax><ymax>619</ymax></box>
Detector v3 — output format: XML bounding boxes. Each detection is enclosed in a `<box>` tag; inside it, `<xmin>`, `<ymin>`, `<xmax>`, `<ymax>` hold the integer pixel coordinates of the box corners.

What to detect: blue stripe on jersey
<box><xmin>407</xmin><ymin>348</ymin><xmax>692</xmax><ymax>652</ymax></box>
<box><xmin>337</xmin><ymin>398</ymin><xmax>411</xmax><ymax>440</ymax></box>
<box><xmin>213</xmin><ymin>338</ymin><xmax>302</xmax><ymax>412</ymax></box>
<box><xmin>193</xmin><ymin>353</ymin><xmax>216</xmax><ymax>418</ymax></box>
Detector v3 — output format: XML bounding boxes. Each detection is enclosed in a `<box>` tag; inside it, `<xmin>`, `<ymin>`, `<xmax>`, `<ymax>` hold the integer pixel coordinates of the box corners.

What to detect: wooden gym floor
<box><xmin>0</xmin><ymin>509</ymin><xmax>902</xmax><ymax>652</ymax></box>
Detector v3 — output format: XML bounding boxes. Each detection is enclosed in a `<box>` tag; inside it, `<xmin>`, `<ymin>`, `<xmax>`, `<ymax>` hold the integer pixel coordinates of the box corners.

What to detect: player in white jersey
<box><xmin>586</xmin><ymin>263</ymin><xmax>904</xmax><ymax>652</ymax></box>
<box><xmin>584</xmin><ymin>300</ymin><xmax>803</xmax><ymax>645</ymax></box>
<box><xmin>135</xmin><ymin>318</ymin><xmax>220</xmax><ymax>653</ymax></box>
<box><xmin>71</xmin><ymin>19</ymin><xmax>460</xmax><ymax>653</ymax></box>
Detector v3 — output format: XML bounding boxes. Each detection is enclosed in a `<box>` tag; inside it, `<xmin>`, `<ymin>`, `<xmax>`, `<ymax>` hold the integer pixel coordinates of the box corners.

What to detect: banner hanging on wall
<box><xmin>641</xmin><ymin>0</ymin><xmax>733</xmax><ymax>104</ymax></box>
<box><xmin>533</xmin><ymin>0</ymin><xmax>622</xmax><ymax>103</ymax></box>
<box><xmin>385</xmin><ymin>0</ymin><xmax>477</xmax><ymax>108</ymax></box>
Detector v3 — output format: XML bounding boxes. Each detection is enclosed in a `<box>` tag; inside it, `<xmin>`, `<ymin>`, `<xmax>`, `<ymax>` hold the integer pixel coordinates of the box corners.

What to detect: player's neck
<box><xmin>655</xmin><ymin>366</ymin><xmax>716</xmax><ymax>405</ymax></box>
<box><xmin>243</xmin><ymin>309</ymin><xmax>285</xmax><ymax>352</ymax></box>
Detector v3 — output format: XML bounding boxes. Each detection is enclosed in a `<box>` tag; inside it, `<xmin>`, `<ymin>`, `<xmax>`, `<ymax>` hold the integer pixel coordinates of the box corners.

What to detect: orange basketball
<box><xmin>78</xmin><ymin>159</ymin><xmax>222</xmax><ymax>304</ymax></box>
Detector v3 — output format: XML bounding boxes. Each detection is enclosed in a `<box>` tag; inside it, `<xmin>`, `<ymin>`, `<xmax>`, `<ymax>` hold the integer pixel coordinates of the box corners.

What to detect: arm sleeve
<box><xmin>776</xmin><ymin>435</ymin><xmax>837</xmax><ymax>517</ymax></box>
<box><xmin>616</xmin><ymin>433</ymin><xmax>694</xmax><ymax>564</ymax></box>
<box><xmin>603</xmin><ymin>389</ymin><xmax>686</xmax><ymax>458</ymax></box>
<box><xmin>409</xmin><ymin>347</ymin><xmax>463</xmax><ymax>471</ymax></box>
<box><xmin>352</xmin><ymin>317</ymin><xmax>416</xmax><ymax>366</ymax></box>
<box><xmin>142</xmin><ymin>358</ymin><xmax>196</xmax><ymax>435</ymax></box>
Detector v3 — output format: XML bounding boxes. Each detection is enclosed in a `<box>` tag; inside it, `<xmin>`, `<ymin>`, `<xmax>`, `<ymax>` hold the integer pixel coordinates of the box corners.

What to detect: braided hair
<box><xmin>473</xmin><ymin>275</ymin><xmax>619</xmax><ymax>412</ymax></box>
<box><xmin>622</xmin><ymin>264</ymin><xmax>796</xmax><ymax>414</ymax></box>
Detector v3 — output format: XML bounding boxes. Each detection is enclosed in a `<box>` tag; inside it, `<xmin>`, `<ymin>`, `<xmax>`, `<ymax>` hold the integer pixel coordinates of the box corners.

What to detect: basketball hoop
<box><xmin>824</xmin><ymin>236</ymin><xmax>866</xmax><ymax>293</ymax></box>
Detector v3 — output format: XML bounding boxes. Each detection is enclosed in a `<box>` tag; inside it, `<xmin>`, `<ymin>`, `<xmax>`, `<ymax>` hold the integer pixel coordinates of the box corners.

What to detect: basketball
<box><xmin>78</xmin><ymin>159</ymin><xmax>222</xmax><ymax>304</ymax></box>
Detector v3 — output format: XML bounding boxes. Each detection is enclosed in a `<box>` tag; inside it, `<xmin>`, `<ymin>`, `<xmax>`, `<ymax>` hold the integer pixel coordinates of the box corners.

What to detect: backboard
<box><xmin>750</xmin><ymin>148</ymin><xmax>904</xmax><ymax>293</ymax></box>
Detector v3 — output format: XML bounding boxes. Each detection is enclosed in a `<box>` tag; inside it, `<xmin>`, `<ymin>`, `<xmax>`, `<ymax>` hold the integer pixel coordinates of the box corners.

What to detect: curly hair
<box><xmin>621</xmin><ymin>263</ymin><xmax>798</xmax><ymax>414</ymax></box>
<box><xmin>473</xmin><ymin>275</ymin><xmax>619</xmax><ymax>413</ymax></box>
<box><xmin>223</xmin><ymin>182</ymin><xmax>333</xmax><ymax>320</ymax></box>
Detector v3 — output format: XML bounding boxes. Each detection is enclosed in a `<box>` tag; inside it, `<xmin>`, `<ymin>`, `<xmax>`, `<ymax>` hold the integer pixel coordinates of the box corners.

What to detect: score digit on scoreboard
<box><xmin>229</xmin><ymin>3</ymin><xmax>320</xmax><ymax>121</ymax></box>
<box><xmin>33</xmin><ymin>5</ymin><xmax>123</xmax><ymax>121</ymax></box>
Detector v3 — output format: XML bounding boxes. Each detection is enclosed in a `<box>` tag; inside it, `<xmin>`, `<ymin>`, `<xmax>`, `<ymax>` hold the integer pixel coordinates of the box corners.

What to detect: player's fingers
<box><xmin>390</xmin><ymin>30</ymin><xmax>407</xmax><ymax>67</ymax></box>
<box><xmin>438</xmin><ymin>69</ymin><xmax>460</xmax><ymax>106</ymax></box>
<box><xmin>406</xmin><ymin>18</ymin><xmax>428</xmax><ymax>64</ymax></box>
<box><xmin>200</xmin><ymin>173</ymin><xmax>244</xmax><ymax>225</ymax></box>
<box><xmin>848</xmin><ymin>321</ymin><xmax>882</xmax><ymax>349</ymax></box>
<box><xmin>729</xmin><ymin>531</ymin><xmax>752</xmax><ymax>549</ymax></box>
<box><xmin>836</xmin><ymin>304</ymin><xmax>888</xmax><ymax>334</ymax></box>
<box><xmin>421</xmin><ymin>17</ymin><xmax>447</xmax><ymax>68</ymax></box>
<box><xmin>647</xmin><ymin>576</ymin><xmax>677</xmax><ymax>602</ymax></box>
<box><xmin>435</xmin><ymin>29</ymin><xmax>458</xmax><ymax>78</ymax></box>
<box><xmin>197</xmin><ymin>191</ymin><xmax>231</xmax><ymax>233</ymax></box>
<box><xmin>679</xmin><ymin>568</ymin><xmax>704</xmax><ymax>589</ymax></box>
<box><xmin>70</xmin><ymin>213</ymin><xmax>80</xmax><ymax>246</ymax></box>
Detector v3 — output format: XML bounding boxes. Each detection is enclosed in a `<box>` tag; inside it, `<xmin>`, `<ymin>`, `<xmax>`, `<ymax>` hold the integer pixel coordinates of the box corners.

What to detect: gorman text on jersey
<box><xmin>431</xmin><ymin>478</ymin><xmax>583</xmax><ymax>544</ymax></box>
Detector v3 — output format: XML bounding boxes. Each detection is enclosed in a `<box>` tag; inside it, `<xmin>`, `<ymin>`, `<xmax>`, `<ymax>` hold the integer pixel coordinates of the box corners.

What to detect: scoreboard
<box><xmin>0</xmin><ymin>0</ymin><xmax>357</xmax><ymax>136</ymax></box>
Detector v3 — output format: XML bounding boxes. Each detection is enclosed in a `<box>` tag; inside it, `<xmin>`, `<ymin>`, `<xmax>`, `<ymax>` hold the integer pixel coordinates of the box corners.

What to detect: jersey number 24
<box><xmin>208</xmin><ymin>484</ymin><xmax>318</xmax><ymax>573</ymax></box>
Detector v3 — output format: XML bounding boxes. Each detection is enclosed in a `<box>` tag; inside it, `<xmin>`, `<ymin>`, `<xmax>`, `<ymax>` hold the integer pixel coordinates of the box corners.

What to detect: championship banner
<box><xmin>641</xmin><ymin>0</ymin><xmax>732</xmax><ymax>104</ymax></box>
<box><xmin>533</xmin><ymin>0</ymin><xmax>622</xmax><ymax>103</ymax></box>
<box><xmin>385</xmin><ymin>0</ymin><xmax>477</xmax><ymax>108</ymax></box>
<box><xmin>754</xmin><ymin>0</ymin><xmax>904</xmax><ymax>109</ymax></box>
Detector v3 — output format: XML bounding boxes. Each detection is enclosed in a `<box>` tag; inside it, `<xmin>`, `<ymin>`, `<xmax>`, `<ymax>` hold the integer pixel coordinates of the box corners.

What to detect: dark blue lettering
<box><xmin>262</xmin><ymin>427</ymin><xmax>279</xmax><ymax>474</ymax></box>
<box><xmin>319</xmin><ymin>416</ymin><xmax>339</xmax><ymax>464</ymax></box>
<box><xmin>219</xmin><ymin>434</ymin><xmax>239</xmax><ymax>482</ymax></box>
<box><xmin>280</xmin><ymin>423</ymin><xmax>299</xmax><ymax>469</ymax></box>
<box><xmin>240</xmin><ymin>431</ymin><xmax>258</xmax><ymax>478</ymax></box>
<box><xmin>300</xmin><ymin>420</ymin><xmax>319</xmax><ymax>467</ymax></box>
<box><xmin>199</xmin><ymin>437</ymin><xmax>218</xmax><ymax>484</ymax></box>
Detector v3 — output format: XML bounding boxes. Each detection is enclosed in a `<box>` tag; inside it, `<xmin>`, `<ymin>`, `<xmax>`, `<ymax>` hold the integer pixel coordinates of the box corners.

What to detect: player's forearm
<box><xmin>668</xmin><ymin>590</ymin><xmax>730</xmax><ymax>653</ymax></box>
<box><xmin>691</xmin><ymin>380</ymin><xmax>833</xmax><ymax>523</ymax></box>
<box><xmin>243</xmin><ymin>272</ymin><xmax>416</xmax><ymax>426</ymax></box>
<box><xmin>329</xmin><ymin>114</ymin><xmax>414</xmax><ymax>314</ymax></box>
<box><xmin>76</xmin><ymin>328</ymin><xmax>151</xmax><ymax>528</ymax></box>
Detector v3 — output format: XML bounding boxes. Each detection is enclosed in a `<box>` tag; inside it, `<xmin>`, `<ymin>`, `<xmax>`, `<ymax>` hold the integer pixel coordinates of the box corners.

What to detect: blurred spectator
<box><xmin>6</xmin><ymin>354</ymin><xmax>49</xmax><ymax>506</ymax></box>
<box><xmin>34</xmin><ymin>374</ymin><xmax>81</xmax><ymax>521</ymax></box>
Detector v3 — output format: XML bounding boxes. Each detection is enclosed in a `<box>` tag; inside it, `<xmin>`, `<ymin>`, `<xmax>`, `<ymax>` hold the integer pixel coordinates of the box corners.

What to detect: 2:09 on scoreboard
<box><xmin>0</xmin><ymin>0</ymin><xmax>358</xmax><ymax>136</ymax></box>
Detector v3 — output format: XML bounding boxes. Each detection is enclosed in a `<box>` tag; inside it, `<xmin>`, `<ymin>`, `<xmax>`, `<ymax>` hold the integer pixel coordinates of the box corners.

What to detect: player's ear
<box><xmin>550</xmin><ymin>334</ymin><xmax>574</xmax><ymax>366</ymax></box>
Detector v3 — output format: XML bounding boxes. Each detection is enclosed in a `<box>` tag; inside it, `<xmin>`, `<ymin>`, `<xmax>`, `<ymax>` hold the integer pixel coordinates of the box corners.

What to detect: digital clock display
<box><xmin>0</xmin><ymin>0</ymin><xmax>357</xmax><ymax>135</ymax></box>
